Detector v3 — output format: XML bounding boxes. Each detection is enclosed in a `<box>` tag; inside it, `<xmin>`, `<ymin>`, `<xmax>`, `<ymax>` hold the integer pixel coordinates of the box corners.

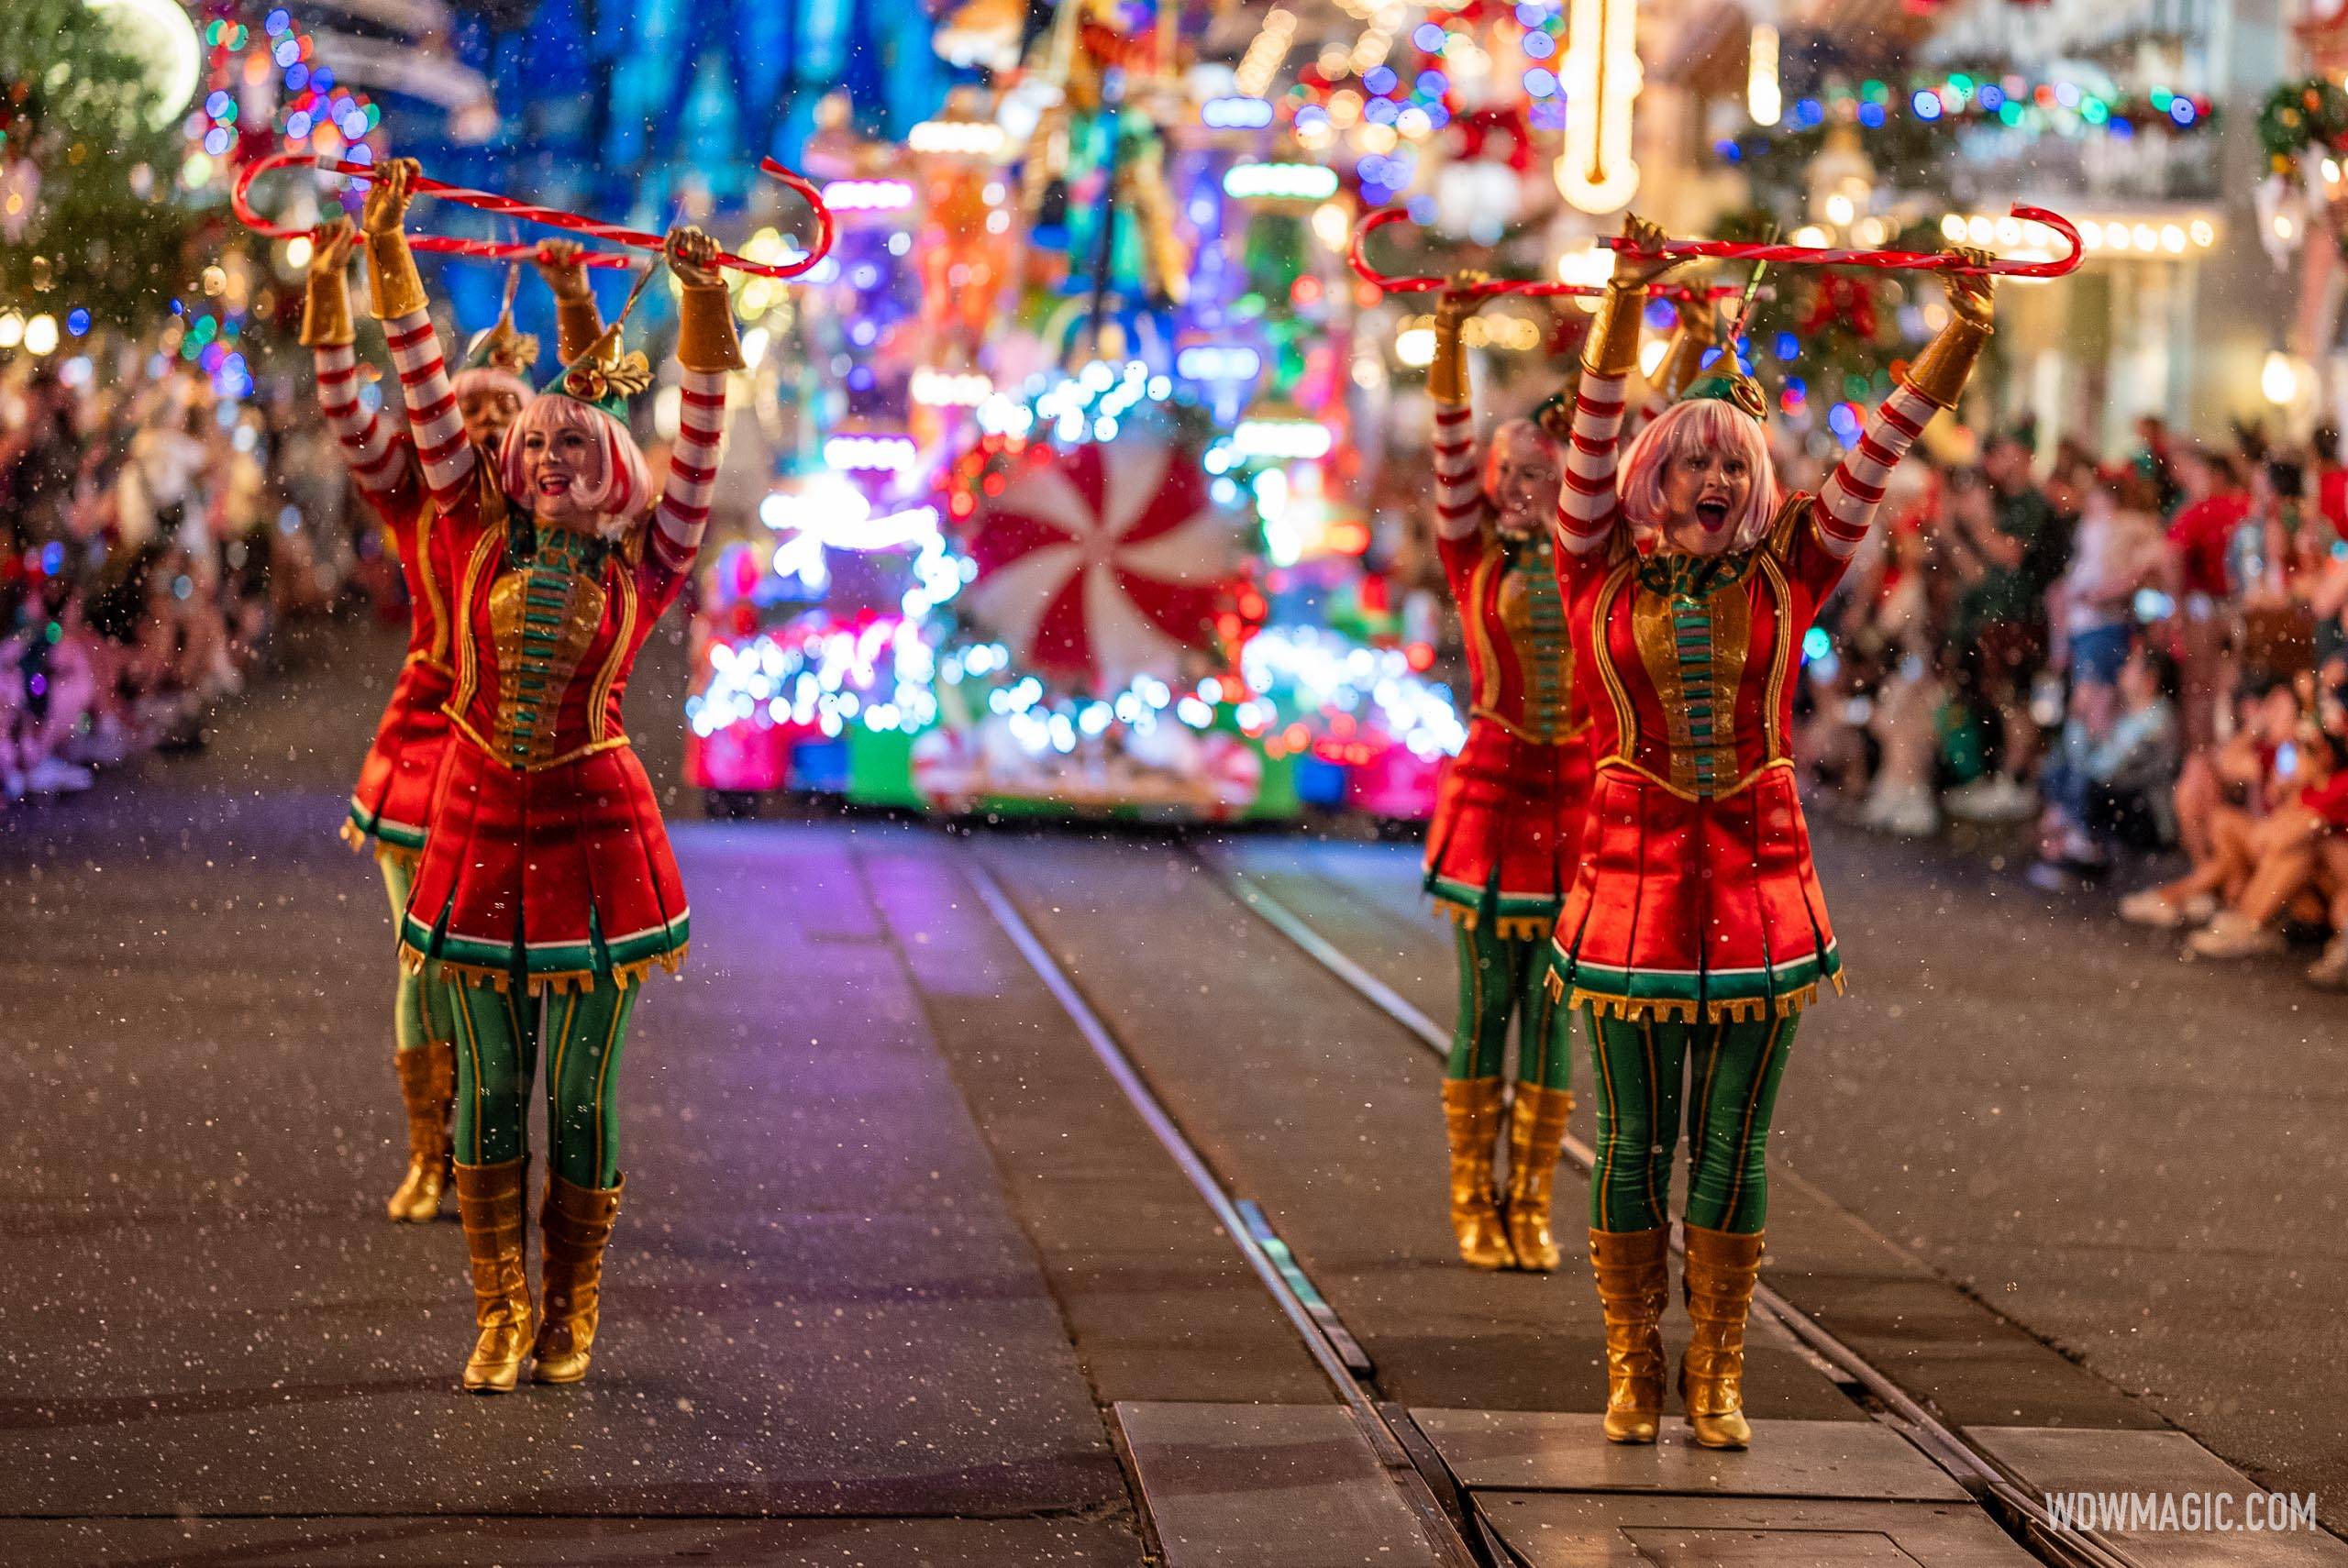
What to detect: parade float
<box><xmin>678</xmin><ymin>0</ymin><xmax>1485</xmax><ymax>822</ymax></box>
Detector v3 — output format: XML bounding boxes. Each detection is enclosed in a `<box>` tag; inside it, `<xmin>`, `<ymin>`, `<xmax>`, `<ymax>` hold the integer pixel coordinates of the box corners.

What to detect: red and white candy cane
<box><xmin>1350</xmin><ymin>207</ymin><xmax>1744</xmax><ymax>304</ymax></box>
<box><xmin>232</xmin><ymin>149</ymin><xmax>835</xmax><ymax>280</ymax></box>
<box><xmin>1600</xmin><ymin>204</ymin><xmax>2085</xmax><ymax>279</ymax></box>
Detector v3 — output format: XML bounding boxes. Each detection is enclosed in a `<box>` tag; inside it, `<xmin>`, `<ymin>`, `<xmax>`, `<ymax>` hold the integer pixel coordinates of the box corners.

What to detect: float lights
<box><xmin>911</xmin><ymin>369</ymin><xmax>994</xmax><ymax>406</ymax></box>
<box><xmin>1231</xmin><ymin>418</ymin><xmax>1336</xmax><ymax>461</ymax></box>
<box><xmin>1556</xmin><ymin>0</ymin><xmax>1642</xmax><ymax>213</ymax></box>
<box><xmin>822</xmin><ymin>434</ymin><xmax>920</xmax><ymax>471</ymax></box>
<box><xmin>905</xmin><ymin>119</ymin><xmax>1005</xmax><ymax>157</ymax></box>
<box><xmin>819</xmin><ymin>180</ymin><xmax>915</xmax><ymax>212</ymax></box>
<box><xmin>1201</xmin><ymin>96</ymin><xmax>1275</xmax><ymax>129</ymax></box>
<box><xmin>1222</xmin><ymin>162</ymin><xmax>1341</xmax><ymax>201</ymax></box>
<box><xmin>1747</xmin><ymin>25</ymin><xmax>1781</xmax><ymax>127</ymax></box>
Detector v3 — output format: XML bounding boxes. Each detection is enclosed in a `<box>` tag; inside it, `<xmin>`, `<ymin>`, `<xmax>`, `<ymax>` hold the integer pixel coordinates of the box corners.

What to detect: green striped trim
<box><xmin>1424</xmin><ymin>873</ymin><xmax>1564</xmax><ymax>921</ymax></box>
<box><xmin>348</xmin><ymin>798</ymin><xmax>427</xmax><ymax>851</ymax></box>
<box><xmin>401</xmin><ymin>909</ymin><xmax>692</xmax><ymax>976</ymax></box>
<box><xmin>1556</xmin><ymin>941</ymin><xmax>1841</xmax><ymax>1006</ymax></box>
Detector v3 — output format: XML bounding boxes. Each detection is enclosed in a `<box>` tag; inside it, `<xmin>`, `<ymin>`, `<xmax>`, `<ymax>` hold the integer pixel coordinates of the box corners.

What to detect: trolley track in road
<box><xmin>1196</xmin><ymin>843</ymin><xmax>2148</xmax><ymax>1568</ymax></box>
<box><xmin>964</xmin><ymin>858</ymin><xmax>1501</xmax><ymax>1568</ymax></box>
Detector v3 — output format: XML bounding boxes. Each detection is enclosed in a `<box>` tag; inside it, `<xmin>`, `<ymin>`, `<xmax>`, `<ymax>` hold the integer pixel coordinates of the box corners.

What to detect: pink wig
<box><xmin>1617</xmin><ymin>398</ymin><xmax>1778</xmax><ymax>554</ymax></box>
<box><xmin>451</xmin><ymin>365</ymin><xmax>534</xmax><ymax>410</ymax></box>
<box><xmin>498</xmin><ymin>392</ymin><xmax>652</xmax><ymax>536</ymax></box>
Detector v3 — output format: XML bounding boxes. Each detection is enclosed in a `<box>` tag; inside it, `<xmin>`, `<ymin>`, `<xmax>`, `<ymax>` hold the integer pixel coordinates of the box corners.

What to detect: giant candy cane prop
<box><xmin>1350</xmin><ymin>208</ymin><xmax>1742</xmax><ymax>303</ymax></box>
<box><xmin>1599</xmin><ymin>204</ymin><xmax>2086</xmax><ymax>279</ymax></box>
<box><xmin>232</xmin><ymin>149</ymin><xmax>835</xmax><ymax>280</ymax></box>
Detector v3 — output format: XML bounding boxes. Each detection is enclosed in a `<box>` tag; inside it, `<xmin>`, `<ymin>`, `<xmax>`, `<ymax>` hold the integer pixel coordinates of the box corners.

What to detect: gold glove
<box><xmin>1429</xmin><ymin>270</ymin><xmax>1488</xmax><ymax>407</ymax></box>
<box><xmin>1584</xmin><ymin>214</ymin><xmax>1678</xmax><ymax>381</ymax></box>
<box><xmin>668</xmin><ymin>226</ymin><xmax>744</xmax><ymax>373</ymax></box>
<box><xmin>300</xmin><ymin>219</ymin><xmax>358</xmax><ymax>348</ymax></box>
<box><xmin>361</xmin><ymin>160</ymin><xmax>428</xmax><ymax>321</ymax></box>
<box><xmin>536</xmin><ymin>240</ymin><xmax>605</xmax><ymax>363</ymax></box>
<box><xmin>1650</xmin><ymin>297</ymin><xmax>1718</xmax><ymax>403</ymax></box>
<box><xmin>1904</xmin><ymin>251</ymin><xmax>1995</xmax><ymax>408</ymax></box>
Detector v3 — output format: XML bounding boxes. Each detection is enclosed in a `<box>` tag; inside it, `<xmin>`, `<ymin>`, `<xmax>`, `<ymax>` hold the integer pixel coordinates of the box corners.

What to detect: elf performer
<box><xmin>305</xmin><ymin>220</ymin><xmax>607</xmax><ymax>1222</ymax></box>
<box><xmin>1552</xmin><ymin>215</ymin><xmax>1991</xmax><ymax>1449</ymax></box>
<box><xmin>1423</xmin><ymin>275</ymin><xmax>1718</xmax><ymax>1273</ymax></box>
<box><xmin>358</xmin><ymin>158</ymin><xmax>741</xmax><ymax>1392</ymax></box>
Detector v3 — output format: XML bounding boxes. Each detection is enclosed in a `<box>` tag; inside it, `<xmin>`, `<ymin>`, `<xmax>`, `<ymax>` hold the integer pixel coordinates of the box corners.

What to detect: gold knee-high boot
<box><xmin>1589</xmin><ymin>1227</ymin><xmax>1669</xmax><ymax>1442</ymax></box>
<box><xmin>1679</xmin><ymin>1223</ymin><xmax>1766</xmax><ymax>1449</ymax></box>
<box><xmin>386</xmin><ymin>1041</ymin><xmax>455</xmax><ymax>1222</ymax></box>
<box><xmin>532</xmin><ymin>1174</ymin><xmax>623</xmax><ymax>1385</ymax></box>
<box><xmin>452</xmin><ymin>1158</ymin><xmax>533</xmax><ymax>1394</ymax></box>
<box><xmin>1441</xmin><ymin>1077</ymin><xmax>1514</xmax><ymax>1269</ymax></box>
<box><xmin>1502</xmin><ymin>1085</ymin><xmax>1575</xmax><ymax>1271</ymax></box>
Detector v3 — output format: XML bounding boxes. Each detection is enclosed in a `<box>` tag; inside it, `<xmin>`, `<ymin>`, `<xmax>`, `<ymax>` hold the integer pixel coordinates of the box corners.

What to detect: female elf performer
<box><xmin>359</xmin><ymin>158</ymin><xmax>741</xmax><ymax>1391</ymax></box>
<box><xmin>1423</xmin><ymin>275</ymin><xmax>1716</xmax><ymax>1273</ymax></box>
<box><xmin>304</xmin><ymin>220</ymin><xmax>604</xmax><ymax>1222</ymax></box>
<box><xmin>1553</xmin><ymin>215</ymin><xmax>1991</xmax><ymax>1448</ymax></box>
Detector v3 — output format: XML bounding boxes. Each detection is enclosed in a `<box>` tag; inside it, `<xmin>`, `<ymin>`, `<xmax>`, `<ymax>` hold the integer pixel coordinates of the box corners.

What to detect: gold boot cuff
<box><xmin>676</xmin><ymin>282</ymin><xmax>745</xmax><ymax>374</ymax></box>
<box><xmin>302</xmin><ymin>269</ymin><xmax>356</xmax><ymax>348</ymax></box>
<box><xmin>1902</xmin><ymin>315</ymin><xmax>1990</xmax><ymax>409</ymax></box>
<box><xmin>365</xmin><ymin>227</ymin><xmax>428</xmax><ymax>322</ymax></box>
<box><xmin>1582</xmin><ymin>282</ymin><xmax>1645</xmax><ymax>381</ymax></box>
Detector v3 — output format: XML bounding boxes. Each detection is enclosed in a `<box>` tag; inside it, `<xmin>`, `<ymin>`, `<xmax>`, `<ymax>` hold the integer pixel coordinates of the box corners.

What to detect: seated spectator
<box><xmin>2184</xmin><ymin>662</ymin><xmax>2348</xmax><ymax>978</ymax></box>
<box><xmin>2119</xmin><ymin>679</ymin><xmax>2299</xmax><ymax>928</ymax></box>
<box><xmin>2032</xmin><ymin>642</ymin><xmax>2180</xmax><ymax>884</ymax></box>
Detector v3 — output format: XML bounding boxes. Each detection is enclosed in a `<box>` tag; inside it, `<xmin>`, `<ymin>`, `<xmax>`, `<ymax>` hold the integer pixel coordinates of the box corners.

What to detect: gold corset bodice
<box><xmin>485</xmin><ymin>527</ymin><xmax>611</xmax><ymax>769</ymax></box>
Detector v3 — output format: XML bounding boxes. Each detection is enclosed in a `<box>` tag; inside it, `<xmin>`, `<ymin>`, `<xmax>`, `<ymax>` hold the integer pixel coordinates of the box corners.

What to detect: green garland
<box><xmin>2260</xmin><ymin>77</ymin><xmax>2348</xmax><ymax>173</ymax></box>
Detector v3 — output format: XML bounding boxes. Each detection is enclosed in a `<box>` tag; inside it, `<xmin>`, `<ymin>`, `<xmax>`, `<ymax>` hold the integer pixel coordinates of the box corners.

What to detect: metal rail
<box><xmin>1204</xmin><ymin>849</ymin><xmax>2141</xmax><ymax>1568</ymax></box>
<box><xmin>965</xmin><ymin>860</ymin><xmax>1491</xmax><ymax>1568</ymax></box>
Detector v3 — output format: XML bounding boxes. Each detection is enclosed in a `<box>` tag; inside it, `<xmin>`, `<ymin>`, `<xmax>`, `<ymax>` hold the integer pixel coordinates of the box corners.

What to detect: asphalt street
<box><xmin>2</xmin><ymin>622</ymin><xmax>2342</xmax><ymax>1564</ymax></box>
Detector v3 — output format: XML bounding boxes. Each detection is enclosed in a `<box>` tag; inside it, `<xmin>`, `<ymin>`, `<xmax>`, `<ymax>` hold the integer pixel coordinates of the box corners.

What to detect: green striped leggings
<box><xmin>378</xmin><ymin>856</ymin><xmax>453</xmax><ymax>1053</ymax></box>
<box><xmin>448</xmin><ymin>977</ymin><xmax>638</xmax><ymax>1187</ymax></box>
<box><xmin>1582</xmin><ymin>1007</ymin><xmax>1796</xmax><ymax>1235</ymax></box>
<box><xmin>1447</xmin><ymin>923</ymin><xmax>1573</xmax><ymax>1091</ymax></box>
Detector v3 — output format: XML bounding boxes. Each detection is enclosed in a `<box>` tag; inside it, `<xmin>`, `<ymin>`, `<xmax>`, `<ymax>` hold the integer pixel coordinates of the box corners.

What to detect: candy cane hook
<box><xmin>1349</xmin><ymin>207</ymin><xmax>1744</xmax><ymax>304</ymax></box>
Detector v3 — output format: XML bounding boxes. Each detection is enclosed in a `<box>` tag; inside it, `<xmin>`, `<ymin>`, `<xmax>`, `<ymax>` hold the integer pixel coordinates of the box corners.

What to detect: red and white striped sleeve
<box><xmin>1813</xmin><ymin>379</ymin><xmax>1939</xmax><ymax>561</ymax></box>
<box><xmin>1555</xmin><ymin>370</ymin><xmax>1628</xmax><ymax>556</ymax></box>
<box><xmin>381</xmin><ymin>307</ymin><xmax>473</xmax><ymax>504</ymax></box>
<box><xmin>313</xmin><ymin>343</ymin><xmax>409</xmax><ymax>495</ymax></box>
<box><xmin>650</xmin><ymin>366</ymin><xmax>726</xmax><ymax>571</ymax></box>
<box><xmin>1431</xmin><ymin>399</ymin><xmax>1485</xmax><ymax>540</ymax></box>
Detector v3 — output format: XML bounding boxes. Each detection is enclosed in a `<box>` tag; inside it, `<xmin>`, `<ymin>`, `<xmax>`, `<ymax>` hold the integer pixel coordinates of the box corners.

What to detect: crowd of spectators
<box><xmin>1788</xmin><ymin>413</ymin><xmax>2348</xmax><ymax>990</ymax></box>
<box><xmin>1</xmin><ymin>342</ymin><xmax>375</xmax><ymax>812</ymax></box>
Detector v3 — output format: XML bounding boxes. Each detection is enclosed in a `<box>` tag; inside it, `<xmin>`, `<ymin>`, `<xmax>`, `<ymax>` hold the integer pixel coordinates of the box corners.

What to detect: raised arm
<box><xmin>648</xmin><ymin>226</ymin><xmax>742</xmax><ymax>575</ymax></box>
<box><xmin>1557</xmin><ymin>214</ymin><xmax>1677</xmax><ymax>556</ymax></box>
<box><xmin>534</xmin><ymin>240</ymin><xmax>607</xmax><ymax>366</ymax></box>
<box><xmin>1814</xmin><ymin>259</ymin><xmax>1994</xmax><ymax>561</ymax></box>
<box><xmin>1641</xmin><ymin>293</ymin><xmax>1719</xmax><ymax>418</ymax></box>
<box><xmin>360</xmin><ymin>160</ymin><xmax>473</xmax><ymax>505</ymax></box>
<box><xmin>302</xmin><ymin>217</ymin><xmax>409</xmax><ymax>497</ymax></box>
<box><xmin>1429</xmin><ymin>271</ymin><xmax>1488</xmax><ymax>542</ymax></box>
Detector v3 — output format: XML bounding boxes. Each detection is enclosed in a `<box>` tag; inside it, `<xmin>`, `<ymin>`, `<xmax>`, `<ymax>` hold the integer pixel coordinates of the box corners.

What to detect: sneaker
<box><xmin>1864</xmin><ymin>785</ymin><xmax>1941</xmax><ymax>837</ymax></box>
<box><xmin>2186</xmin><ymin>912</ymin><xmax>2286</xmax><ymax>960</ymax></box>
<box><xmin>2309</xmin><ymin>936</ymin><xmax>2348</xmax><ymax>989</ymax></box>
<box><xmin>2025</xmin><ymin>860</ymin><xmax>2077</xmax><ymax>893</ymax></box>
<box><xmin>2118</xmin><ymin>889</ymin><xmax>2189</xmax><ymax>928</ymax></box>
<box><xmin>24</xmin><ymin>756</ymin><xmax>94</xmax><ymax>794</ymax></box>
<box><xmin>74</xmin><ymin>720</ymin><xmax>132</xmax><ymax>767</ymax></box>
<box><xmin>1944</xmin><ymin>775</ymin><xmax>2038</xmax><ymax>823</ymax></box>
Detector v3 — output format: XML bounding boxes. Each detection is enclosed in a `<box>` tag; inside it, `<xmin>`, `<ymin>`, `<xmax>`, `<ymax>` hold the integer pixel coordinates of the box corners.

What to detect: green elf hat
<box><xmin>1677</xmin><ymin>365</ymin><xmax>1769</xmax><ymax>422</ymax></box>
<box><xmin>456</xmin><ymin>263</ymin><xmax>539</xmax><ymax>393</ymax></box>
<box><xmin>537</xmin><ymin>260</ymin><xmax>659</xmax><ymax>420</ymax></box>
<box><xmin>1671</xmin><ymin>250</ymin><xmax>1772</xmax><ymax>421</ymax></box>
